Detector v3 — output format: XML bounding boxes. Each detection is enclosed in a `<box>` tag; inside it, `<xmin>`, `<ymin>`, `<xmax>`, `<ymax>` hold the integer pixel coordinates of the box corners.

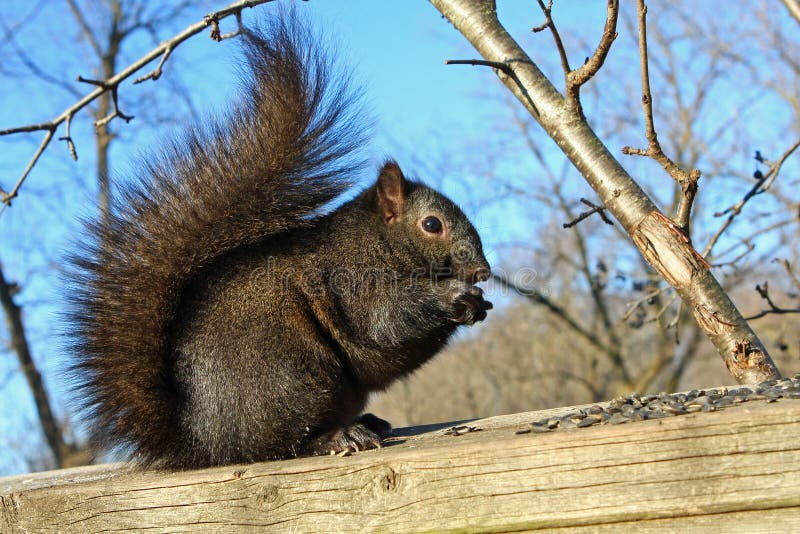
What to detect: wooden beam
<box><xmin>2</xmin><ymin>400</ymin><xmax>800</xmax><ymax>532</ymax></box>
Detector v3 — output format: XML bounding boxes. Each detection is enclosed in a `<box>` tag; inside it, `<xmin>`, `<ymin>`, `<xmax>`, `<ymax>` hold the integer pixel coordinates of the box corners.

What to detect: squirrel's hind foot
<box><xmin>306</xmin><ymin>414</ymin><xmax>392</xmax><ymax>457</ymax></box>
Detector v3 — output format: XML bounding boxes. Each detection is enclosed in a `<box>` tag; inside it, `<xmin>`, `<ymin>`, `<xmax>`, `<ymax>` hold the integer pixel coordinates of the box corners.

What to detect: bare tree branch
<box><xmin>491</xmin><ymin>272</ymin><xmax>619</xmax><ymax>362</ymax></box>
<box><xmin>533</xmin><ymin>0</ymin><xmax>620</xmax><ymax>116</ymax></box>
<box><xmin>77</xmin><ymin>75</ymin><xmax>134</xmax><ymax>126</ymax></box>
<box><xmin>562</xmin><ymin>197</ymin><xmax>615</xmax><ymax>228</ymax></box>
<box><xmin>65</xmin><ymin>0</ymin><xmax>103</xmax><ymax>57</ymax></box>
<box><xmin>703</xmin><ymin>138</ymin><xmax>800</xmax><ymax>257</ymax></box>
<box><xmin>444</xmin><ymin>59</ymin><xmax>513</xmax><ymax>74</ymax></box>
<box><xmin>533</xmin><ymin>0</ymin><xmax>571</xmax><ymax>79</ymax></box>
<box><xmin>621</xmin><ymin>0</ymin><xmax>701</xmax><ymax>235</ymax></box>
<box><xmin>745</xmin><ymin>281</ymin><xmax>800</xmax><ymax>321</ymax></box>
<box><xmin>431</xmin><ymin>0</ymin><xmax>781</xmax><ymax>384</ymax></box>
<box><xmin>0</xmin><ymin>0</ymin><xmax>273</xmax><ymax>210</ymax></box>
<box><xmin>775</xmin><ymin>258</ymin><xmax>800</xmax><ymax>292</ymax></box>
<box><xmin>133</xmin><ymin>45</ymin><xmax>174</xmax><ymax>84</ymax></box>
<box><xmin>0</xmin><ymin>128</ymin><xmax>54</xmax><ymax>216</ymax></box>
<box><xmin>565</xmin><ymin>0</ymin><xmax>619</xmax><ymax>109</ymax></box>
<box><xmin>782</xmin><ymin>0</ymin><xmax>800</xmax><ymax>25</ymax></box>
<box><xmin>0</xmin><ymin>19</ymin><xmax>83</xmax><ymax>99</ymax></box>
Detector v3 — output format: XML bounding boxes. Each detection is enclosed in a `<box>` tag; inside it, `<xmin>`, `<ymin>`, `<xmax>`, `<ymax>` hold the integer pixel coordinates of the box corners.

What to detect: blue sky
<box><xmin>0</xmin><ymin>1</ymin><xmax>797</xmax><ymax>475</ymax></box>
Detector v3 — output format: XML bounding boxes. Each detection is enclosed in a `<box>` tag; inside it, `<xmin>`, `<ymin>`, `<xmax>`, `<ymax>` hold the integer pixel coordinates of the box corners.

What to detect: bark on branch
<box><xmin>782</xmin><ymin>0</ymin><xmax>800</xmax><ymax>25</ymax></box>
<box><xmin>430</xmin><ymin>0</ymin><xmax>781</xmax><ymax>384</ymax></box>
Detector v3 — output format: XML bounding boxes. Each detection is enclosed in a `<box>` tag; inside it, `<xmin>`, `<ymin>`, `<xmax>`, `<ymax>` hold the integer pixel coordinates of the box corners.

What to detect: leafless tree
<box><xmin>0</xmin><ymin>0</ymin><xmax>269</xmax><ymax>471</ymax></box>
<box><xmin>373</xmin><ymin>0</ymin><xmax>799</xmax><ymax>424</ymax></box>
<box><xmin>428</xmin><ymin>0</ymin><xmax>800</xmax><ymax>385</ymax></box>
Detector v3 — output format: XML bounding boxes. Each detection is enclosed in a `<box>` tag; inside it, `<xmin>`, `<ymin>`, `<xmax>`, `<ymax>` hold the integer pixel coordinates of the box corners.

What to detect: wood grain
<box><xmin>2</xmin><ymin>399</ymin><xmax>799</xmax><ymax>532</ymax></box>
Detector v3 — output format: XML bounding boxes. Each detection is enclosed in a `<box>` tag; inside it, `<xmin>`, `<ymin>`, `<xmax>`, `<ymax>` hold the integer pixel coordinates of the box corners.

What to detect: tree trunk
<box><xmin>0</xmin><ymin>263</ymin><xmax>66</xmax><ymax>467</ymax></box>
<box><xmin>429</xmin><ymin>0</ymin><xmax>780</xmax><ymax>384</ymax></box>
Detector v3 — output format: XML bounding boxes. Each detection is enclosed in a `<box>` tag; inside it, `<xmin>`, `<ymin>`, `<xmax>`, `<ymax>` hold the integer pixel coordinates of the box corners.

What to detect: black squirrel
<box><xmin>67</xmin><ymin>12</ymin><xmax>491</xmax><ymax>469</ymax></box>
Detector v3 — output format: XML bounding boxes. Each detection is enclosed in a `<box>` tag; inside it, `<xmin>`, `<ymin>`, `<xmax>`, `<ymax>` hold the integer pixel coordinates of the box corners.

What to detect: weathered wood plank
<box><xmin>2</xmin><ymin>399</ymin><xmax>799</xmax><ymax>533</ymax></box>
<box><xmin>546</xmin><ymin>509</ymin><xmax>800</xmax><ymax>533</ymax></box>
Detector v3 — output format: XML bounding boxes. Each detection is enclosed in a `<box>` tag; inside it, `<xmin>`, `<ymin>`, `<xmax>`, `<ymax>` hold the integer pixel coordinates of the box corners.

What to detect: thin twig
<box><xmin>621</xmin><ymin>0</ymin><xmax>701</xmax><ymax>235</ymax></box>
<box><xmin>647</xmin><ymin>292</ymin><xmax>678</xmax><ymax>325</ymax></box>
<box><xmin>534</xmin><ymin>0</ymin><xmax>571</xmax><ymax>78</ymax></box>
<box><xmin>444</xmin><ymin>59</ymin><xmax>513</xmax><ymax>75</ymax></box>
<box><xmin>745</xmin><ymin>281</ymin><xmax>800</xmax><ymax>320</ymax></box>
<box><xmin>57</xmin><ymin>114</ymin><xmax>78</xmax><ymax>161</ymax></box>
<box><xmin>76</xmin><ymin>76</ymin><xmax>135</xmax><ymax>126</ymax></box>
<box><xmin>0</xmin><ymin>0</ymin><xmax>272</xmax><ymax>210</ymax></box>
<box><xmin>207</xmin><ymin>10</ymin><xmax>245</xmax><ymax>41</ymax></box>
<box><xmin>712</xmin><ymin>218</ymin><xmax>796</xmax><ymax>262</ymax></box>
<box><xmin>703</xmin><ymin>138</ymin><xmax>800</xmax><ymax>257</ymax></box>
<box><xmin>565</xmin><ymin>0</ymin><xmax>619</xmax><ymax>108</ymax></box>
<box><xmin>774</xmin><ymin>258</ymin><xmax>800</xmax><ymax>292</ymax></box>
<box><xmin>711</xmin><ymin>243</ymin><xmax>755</xmax><ymax>268</ymax></box>
<box><xmin>562</xmin><ymin>197</ymin><xmax>614</xmax><ymax>228</ymax></box>
<box><xmin>95</xmin><ymin>86</ymin><xmax>134</xmax><ymax>127</ymax></box>
<box><xmin>0</xmin><ymin>128</ymin><xmax>55</xmax><ymax>210</ymax></box>
<box><xmin>133</xmin><ymin>45</ymin><xmax>173</xmax><ymax>84</ymax></box>
<box><xmin>621</xmin><ymin>284</ymin><xmax>670</xmax><ymax>322</ymax></box>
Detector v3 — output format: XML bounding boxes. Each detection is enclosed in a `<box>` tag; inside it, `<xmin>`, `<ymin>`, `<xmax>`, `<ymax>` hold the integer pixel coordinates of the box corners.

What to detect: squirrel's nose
<box><xmin>455</xmin><ymin>259</ymin><xmax>491</xmax><ymax>284</ymax></box>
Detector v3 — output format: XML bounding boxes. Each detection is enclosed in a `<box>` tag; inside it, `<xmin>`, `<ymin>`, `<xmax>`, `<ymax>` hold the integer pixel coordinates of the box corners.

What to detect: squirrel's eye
<box><xmin>422</xmin><ymin>216</ymin><xmax>443</xmax><ymax>234</ymax></box>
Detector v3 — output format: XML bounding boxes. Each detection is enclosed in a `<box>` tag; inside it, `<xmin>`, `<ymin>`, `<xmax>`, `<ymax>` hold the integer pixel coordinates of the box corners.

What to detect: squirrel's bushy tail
<box><xmin>66</xmin><ymin>11</ymin><xmax>366</xmax><ymax>466</ymax></box>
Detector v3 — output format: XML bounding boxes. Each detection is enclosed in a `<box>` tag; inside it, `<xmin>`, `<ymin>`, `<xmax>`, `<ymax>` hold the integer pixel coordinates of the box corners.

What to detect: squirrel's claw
<box><xmin>307</xmin><ymin>419</ymin><xmax>386</xmax><ymax>457</ymax></box>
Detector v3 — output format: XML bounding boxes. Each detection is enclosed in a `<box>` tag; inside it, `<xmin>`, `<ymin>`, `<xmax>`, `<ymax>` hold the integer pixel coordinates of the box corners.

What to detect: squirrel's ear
<box><xmin>376</xmin><ymin>161</ymin><xmax>407</xmax><ymax>223</ymax></box>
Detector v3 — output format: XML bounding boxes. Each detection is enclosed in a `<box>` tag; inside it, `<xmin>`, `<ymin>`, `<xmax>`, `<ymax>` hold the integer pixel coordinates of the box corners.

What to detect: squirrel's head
<box><xmin>372</xmin><ymin>161</ymin><xmax>490</xmax><ymax>284</ymax></box>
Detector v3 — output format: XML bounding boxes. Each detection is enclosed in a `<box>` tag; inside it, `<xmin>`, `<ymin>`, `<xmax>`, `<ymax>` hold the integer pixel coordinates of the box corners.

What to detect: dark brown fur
<box><xmin>67</xmin><ymin>12</ymin><xmax>491</xmax><ymax>469</ymax></box>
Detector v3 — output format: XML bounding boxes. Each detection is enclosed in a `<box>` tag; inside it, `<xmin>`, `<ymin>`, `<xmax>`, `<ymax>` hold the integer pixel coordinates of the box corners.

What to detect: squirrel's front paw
<box><xmin>449</xmin><ymin>285</ymin><xmax>493</xmax><ymax>325</ymax></box>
